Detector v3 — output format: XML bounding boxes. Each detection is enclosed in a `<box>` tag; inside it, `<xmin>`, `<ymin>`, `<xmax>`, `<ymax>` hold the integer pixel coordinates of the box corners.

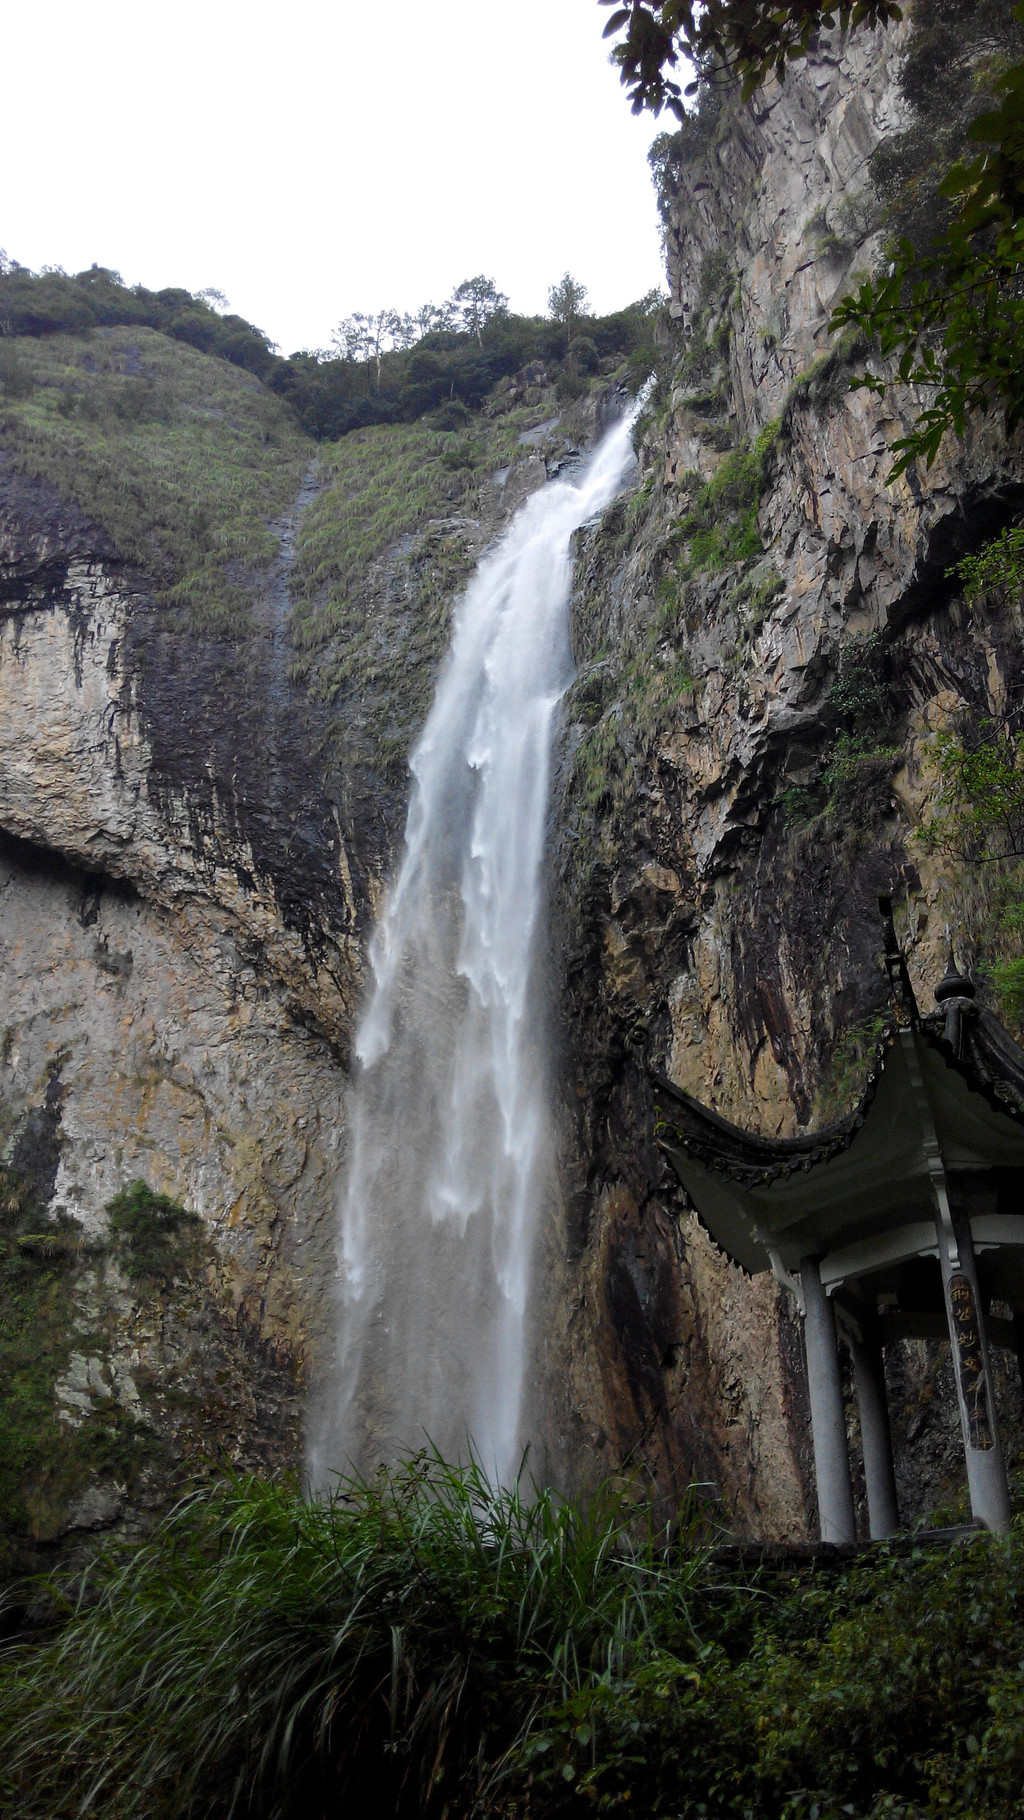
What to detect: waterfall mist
<box><xmin>310</xmin><ymin>406</ymin><xmax>639</xmax><ymax>1486</ymax></box>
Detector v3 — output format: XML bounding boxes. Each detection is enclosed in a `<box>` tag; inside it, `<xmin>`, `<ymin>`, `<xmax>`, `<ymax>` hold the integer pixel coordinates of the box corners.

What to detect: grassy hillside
<box><xmin>0</xmin><ymin>328</ymin><xmax>309</xmax><ymax>635</ymax></box>
<box><xmin>0</xmin><ymin>310</ymin><xmax>639</xmax><ymax>782</ymax></box>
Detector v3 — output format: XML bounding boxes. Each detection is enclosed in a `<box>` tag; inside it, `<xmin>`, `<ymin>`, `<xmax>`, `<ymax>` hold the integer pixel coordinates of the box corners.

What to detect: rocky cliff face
<box><xmin>0</xmin><ymin>448</ymin><xmax>355</xmax><ymax>1555</ymax></box>
<box><xmin>546</xmin><ymin>13</ymin><xmax>1024</xmax><ymax>1533</ymax></box>
<box><xmin>0</xmin><ymin>336</ymin><xmax>620</xmax><ymax>1561</ymax></box>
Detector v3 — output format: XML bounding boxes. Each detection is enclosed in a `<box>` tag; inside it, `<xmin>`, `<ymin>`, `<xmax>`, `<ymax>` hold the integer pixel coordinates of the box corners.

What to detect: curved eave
<box><xmin>658</xmin><ymin>1144</ymin><xmax>773</xmax><ymax>1276</ymax></box>
<box><xmin>654</xmin><ymin>1006</ymin><xmax>1024</xmax><ymax>1280</ymax></box>
<box><xmin>654</xmin><ymin>1003</ymin><xmax>1024</xmax><ymax>1195</ymax></box>
<box><xmin>652</xmin><ymin>1020</ymin><xmax>900</xmax><ymax>1191</ymax></box>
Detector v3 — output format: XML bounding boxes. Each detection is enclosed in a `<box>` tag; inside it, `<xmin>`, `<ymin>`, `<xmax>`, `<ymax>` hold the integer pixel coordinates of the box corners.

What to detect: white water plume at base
<box><xmin>309</xmin><ymin>404</ymin><xmax>639</xmax><ymax>1487</ymax></box>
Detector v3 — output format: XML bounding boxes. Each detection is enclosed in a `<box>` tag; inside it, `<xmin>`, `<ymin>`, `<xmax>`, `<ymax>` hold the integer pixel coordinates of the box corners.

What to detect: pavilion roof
<box><xmin>653</xmin><ymin>911</ymin><xmax>1024</xmax><ymax>1283</ymax></box>
<box><xmin>654</xmin><ymin>1002</ymin><xmax>1024</xmax><ymax>1193</ymax></box>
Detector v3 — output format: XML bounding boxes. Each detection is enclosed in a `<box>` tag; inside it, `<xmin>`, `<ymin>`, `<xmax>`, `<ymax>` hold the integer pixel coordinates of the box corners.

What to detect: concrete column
<box><xmin>800</xmin><ymin>1257</ymin><xmax>856</xmax><ymax>1545</ymax></box>
<box><xmin>936</xmin><ymin>1206</ymin><xmax>1011</xmax><ymax>1534</ymax></box>
<box><xmin>850</xmin><ymin>1331</ymin><xmax>899</xmax><ymax>1539</ymax></box>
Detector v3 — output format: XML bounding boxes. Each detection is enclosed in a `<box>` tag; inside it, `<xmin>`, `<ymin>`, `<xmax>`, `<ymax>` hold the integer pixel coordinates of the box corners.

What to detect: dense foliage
<box><xmin>2</xmin><ymin>1466</ymin><xmax>1024</xmax><ymax>1819</ymax></box>
<box><xmin>106</xmin><ymin>1181</ymin><xmax>204</xmax><ymax>1290</ymax></box>
<box><xmin>0</xmin><ymin>261</ymin><xmax>278</xmax><ymax>378</ymax></box>
<box><xmin>0</xmin><ymin>258</ymin><xmax>662</xmax><ymax>445</ymax></box>
<box><xmin>269</xmin><ymin>298</ymin><xmax>659</xmax><ymax>442</ymax></box>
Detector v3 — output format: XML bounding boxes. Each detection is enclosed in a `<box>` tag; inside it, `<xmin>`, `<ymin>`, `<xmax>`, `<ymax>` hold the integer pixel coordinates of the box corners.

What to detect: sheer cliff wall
<box><xmin>546</xmin><ymin>16</ymin><xmax>1024</xmax><ymax>1534</ymax></box>
<box><xmin>0</xmin><ymin>348</ymin><xmax>605</xmax><ymax>1559</ymax></box>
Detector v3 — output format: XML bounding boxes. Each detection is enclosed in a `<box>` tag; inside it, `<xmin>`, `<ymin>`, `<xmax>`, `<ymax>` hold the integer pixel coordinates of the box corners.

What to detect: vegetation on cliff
<box><xmin>0</xmin><ymin>328</ymin><xmax>308</xmax><ymax>634</ymax></box>
<box><xmin>0</xmin><ymin>1122</ymin><xmax>295</xmax><ymax>1579</ymax></box>
<box><xmin>0</xmin><ymin>258</ymin><xmax>661</xmax><ymax>445</ymax></box>
<box><xmin>915</xmin><ymin>632</ymin><xmax>1024</xmax><ymax>1032</ymax></box>
<box><xmin>833</xmin><ymin>0</ymin><xmax>1024</xmax><ymax>473</ymax></box>
<box><xmin>2</xmin><ymin>1466</ymin><xmax>1024</xmax><ymax>1819</ymax></box>
<box><xmin>0</xmin><ymin>1151</ymin><xmax>188</xmax><ymax>1575</ymax></box>
<box><xmin>0</xmin><ymin>1140</ymin><xmax>123</xmax><ymax>1577</ymax></box>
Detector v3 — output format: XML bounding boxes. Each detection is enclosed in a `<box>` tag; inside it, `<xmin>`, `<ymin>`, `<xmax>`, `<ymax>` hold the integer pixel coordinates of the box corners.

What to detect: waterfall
<box><xmin>310</xmin><ymin>405</ymin><xmax>639</xmax><ymax>1486</ymax></box>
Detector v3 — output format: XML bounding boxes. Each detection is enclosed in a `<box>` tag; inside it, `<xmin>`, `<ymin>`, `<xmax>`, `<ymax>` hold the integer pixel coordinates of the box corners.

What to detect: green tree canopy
<box><xmin>547</xmin><ymin>273</ymin><xmax>589</xmax><ymax>346</ymax></box>
<box><xmin>450</xmin><ymin>275</ymin><xmax>509</xmax><ymax>343</ymax></box>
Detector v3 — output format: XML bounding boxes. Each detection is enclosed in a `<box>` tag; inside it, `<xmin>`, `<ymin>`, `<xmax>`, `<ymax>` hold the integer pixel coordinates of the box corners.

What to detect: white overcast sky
<box><xmin>4</xmin><ymin>0</ymin><xmax>668</xmax><ymax>356</ymax></box>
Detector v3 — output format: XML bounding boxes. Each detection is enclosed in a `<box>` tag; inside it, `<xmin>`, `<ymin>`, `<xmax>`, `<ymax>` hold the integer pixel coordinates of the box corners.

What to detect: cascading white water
<box><xmin>310</xmin><ymin>406</ymin><xmax>638</xmax><ymax>1486</ymax></box>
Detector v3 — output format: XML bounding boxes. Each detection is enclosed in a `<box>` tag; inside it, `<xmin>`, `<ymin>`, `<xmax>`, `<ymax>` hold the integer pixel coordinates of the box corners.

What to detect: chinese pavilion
<box><xmin>655</xmin><ymin>902</ymin><xmax>1024</xmax><ymax>1542</ymax></box>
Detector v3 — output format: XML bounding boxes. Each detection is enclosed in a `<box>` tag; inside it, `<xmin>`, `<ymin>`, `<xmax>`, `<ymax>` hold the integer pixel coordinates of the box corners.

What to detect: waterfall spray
<box><xmin>310</xmin><ymin>404</ymin><xmax>639</xmax><ymax>1486</ymax></box>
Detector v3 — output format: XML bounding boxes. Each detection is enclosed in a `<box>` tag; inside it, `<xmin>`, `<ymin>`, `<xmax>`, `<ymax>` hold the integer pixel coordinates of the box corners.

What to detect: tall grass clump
<box><xmin>0</xmin><ymin>1457</ymin><xmax>705</xmax><ymax>1820</ymax></box>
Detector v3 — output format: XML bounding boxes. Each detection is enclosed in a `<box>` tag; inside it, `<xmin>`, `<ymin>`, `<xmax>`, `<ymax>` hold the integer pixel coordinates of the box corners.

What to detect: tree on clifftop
<box><xmin>548</xmin><ymin>273</ymin><xmax>589</xmax><ymax>349</ymax></box>
<box><xmin>333</xmin><ymin>309</ymin><xmax>416</xmax><ymax>381</ymax></box>
<box><xmin>450</xmin><ymin>276</ymin><xmax>509</xmax><ymax>343</ymax></box>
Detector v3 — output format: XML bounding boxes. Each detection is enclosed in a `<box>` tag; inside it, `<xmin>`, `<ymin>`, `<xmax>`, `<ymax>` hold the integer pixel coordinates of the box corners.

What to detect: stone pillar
<box><xmin>850</xmin><ymin>1330</ymin><xmax>899</xmax><ymax>1539</ymax></box>
<box><xmin>1012</xmin><ymin>1311</ymin><xmax>1024</xmax><ymax>1401</ymax></box>
<box><xmin>800</xmin><ymin>1257</ymin><xmax>856</xmax><ymax>1545</ymax></box>
<box><xmin>899</xmin><ymin>1030</ymin><xmax>1011</xmax><ymax>1534</ymax></box>
<box><xmin>936</xmin><ymin>1206</ymin><xmax>1011</xmax><ymax>1534</ymax></box>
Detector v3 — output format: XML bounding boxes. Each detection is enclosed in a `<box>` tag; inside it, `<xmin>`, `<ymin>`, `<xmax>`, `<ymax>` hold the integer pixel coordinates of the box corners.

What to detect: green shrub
<box><xmin>670</xmin><ymin>427</ymin><xmax>779</xmax><ymax>574</ymax></box>
<box><xmin>105</xmin><ymin>1180</ymin><xmax>203</xmax><ymax>1289</ymax></box>
<box><xmin>954</xmin><ymin>520</ymin><xmax>1024</xmax><ymax>606</ymax></box>
<box><xmin>698</xmin><ymin>248</ymin><xmax>732</xmax><ymax>306</ymax></box>
<box><xmin>779</xmin><ymin>635</ymin><xmax>898</xmax><ymax>829</ymax></box>
<box><xmin>569</xmin><ymin>335</ymin><xmax>599</xmax><ymax>375</ymax></box>
<box><xmin>519</xmin><ymin>1526</ymin><xmax>1024</xmax><ymax>1818</ymax></box>
<box><xmin>15</xmin><ymin>1218</ymin><xmax>98</xmax><ymax>1265</ymax></box>
<box><xmin>0</xmin><ymin>344</ymin><xmax>34</xmax><ymax>401</ymax></box>
<box><xmin>989</xmin><ymin>954</ymin><xmax>1024</xmax><ymax>1022</ymax></box>
<box><xmin>914</xmin><ymin>715</ymin><xmax>1024</xmax><ymax>1031</ymax></box>
<box><xmin>918</xmin><ymin>720</ymin><xmax>1024</xmax><ymax>864</ymax></box>
<box><xmin>0</xmin><ymin>1157</ymin><xmax>147</xmax><ymax>1570</ymax></box>
<box><xmin>813</xmin><ymin>1009</ymin><xmax>892</xmax><ymax>1121</ymax></box>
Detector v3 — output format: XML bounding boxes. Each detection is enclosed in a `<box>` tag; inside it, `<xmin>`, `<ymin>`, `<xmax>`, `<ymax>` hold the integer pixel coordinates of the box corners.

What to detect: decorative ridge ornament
<box><xmin>935</xmin><ymin>949</ymin><xmax>977</xmax><ymax>1004</ymax></box>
